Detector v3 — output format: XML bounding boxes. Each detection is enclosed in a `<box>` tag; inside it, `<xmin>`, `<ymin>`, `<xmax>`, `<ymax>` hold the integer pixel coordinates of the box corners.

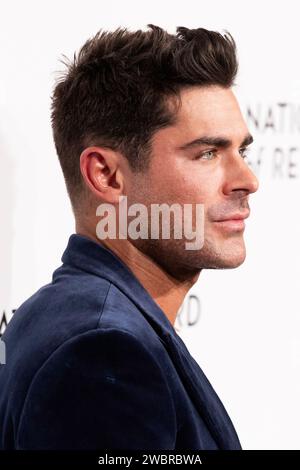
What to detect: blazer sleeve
<box><xmin>16</xmin><ymin>328</ymin><xmax>177</xmax><ymax>449</ymax></box>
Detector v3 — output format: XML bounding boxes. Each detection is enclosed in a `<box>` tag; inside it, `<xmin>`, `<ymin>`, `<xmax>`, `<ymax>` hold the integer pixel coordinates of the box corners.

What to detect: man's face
<box><xmin>125</xmin><ymin>85</ymin><xmax>259</xmax><ymax>279</ymax></box>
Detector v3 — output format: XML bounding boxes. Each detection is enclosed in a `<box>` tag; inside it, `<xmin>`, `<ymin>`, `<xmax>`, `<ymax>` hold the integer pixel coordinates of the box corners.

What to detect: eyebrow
<box><xmin>176</xmin><ymin>133</ymin><xmax>254</xmax><ymax>151</ymax></box>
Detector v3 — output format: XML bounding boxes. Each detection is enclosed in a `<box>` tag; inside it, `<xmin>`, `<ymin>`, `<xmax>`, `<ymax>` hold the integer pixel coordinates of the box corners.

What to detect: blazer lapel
<box><xmin>161</xmin><ymin>331</ymin><xmax>242</xmax><ymax>450</ymax></box>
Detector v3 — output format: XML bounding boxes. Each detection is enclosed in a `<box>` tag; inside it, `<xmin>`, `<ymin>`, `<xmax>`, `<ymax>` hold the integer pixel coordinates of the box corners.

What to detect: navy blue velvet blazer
<box><xmin>0</xmin><ymin>234</ymin><xmax>241</xmax><ymax>450</ymax></box>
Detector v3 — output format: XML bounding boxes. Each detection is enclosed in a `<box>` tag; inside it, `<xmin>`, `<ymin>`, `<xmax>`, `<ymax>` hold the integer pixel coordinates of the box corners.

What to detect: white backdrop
<box><xmin>1</xmin><ymin>0</ymin><xmax>300</xmax><ymax>449</ymax></box>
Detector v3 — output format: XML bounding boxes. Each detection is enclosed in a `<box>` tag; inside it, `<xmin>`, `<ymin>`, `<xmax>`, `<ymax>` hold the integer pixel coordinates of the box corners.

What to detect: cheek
<box><xmin>170</xmin><ymin>168</ymin><xmax>223</xmax><ymax>206</ymax></box>
<box><xmin>147</xmin><ymin>156</ymin><xmax>224</xmax><ymax>206</ymax></box>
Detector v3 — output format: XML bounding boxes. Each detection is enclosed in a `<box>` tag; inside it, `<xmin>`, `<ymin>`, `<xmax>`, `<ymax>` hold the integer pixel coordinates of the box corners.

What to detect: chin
<box><xmin>215</xmin><ymin>244</ymin><xmax>247</xmax><ymax>269</ymax></box>
<box><xmin>219</xmin><ymin>254</ymin><xmax>246</xmax><ymax>269</ymax></box>
<box><xmin>194</xmin><ymin>236</ymin><xmax>247</xmax><ymax>270</ymax></box>
<box><xmin>200</xmin><ymin>255</ymin><xmax>245</xmax><ymax>270</ymax></box>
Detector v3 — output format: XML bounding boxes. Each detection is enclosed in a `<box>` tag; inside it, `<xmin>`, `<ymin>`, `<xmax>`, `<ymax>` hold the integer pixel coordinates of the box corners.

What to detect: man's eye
<box><xmin>195</xmin><ymin>150</ymin><xmax>217</xmax><ymax>160</ymax></box>
<box><xmin>195</xmin><ymin>147</ymin><xmax>251</xmax><ymax>161</ymax></box>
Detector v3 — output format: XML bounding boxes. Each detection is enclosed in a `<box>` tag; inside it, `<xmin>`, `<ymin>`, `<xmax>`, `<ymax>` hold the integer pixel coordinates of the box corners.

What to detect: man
<box><xmin>0</xmin><ymin>24</ymin><xmax>258</xmax><ymax>449</ymax></box>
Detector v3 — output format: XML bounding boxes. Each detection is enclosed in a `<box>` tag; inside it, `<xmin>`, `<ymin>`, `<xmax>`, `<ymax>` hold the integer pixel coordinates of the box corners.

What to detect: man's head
<box><xmin>51</xmin><ymin>25</ymin><xmax>259</xmax><ymax>280</ymax></box>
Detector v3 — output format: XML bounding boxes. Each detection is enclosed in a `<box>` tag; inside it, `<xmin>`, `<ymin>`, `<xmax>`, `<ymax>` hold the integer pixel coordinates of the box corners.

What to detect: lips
<box><xmin>213</xmin><ymin>211</ymin><xmax>250</xmax><ymax>232</ymax></box>
<box><xmin>214</xmin><ymin>211</ymin><xmax>250</xmax><ymax>222</ymax></box>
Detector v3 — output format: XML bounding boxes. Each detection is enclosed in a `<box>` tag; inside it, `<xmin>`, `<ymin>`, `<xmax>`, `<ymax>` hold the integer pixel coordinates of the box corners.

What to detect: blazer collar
<box><xmin>60</xmin><ymin>233</ymin><xmax>178</xmax><ymax>341</ymax></box>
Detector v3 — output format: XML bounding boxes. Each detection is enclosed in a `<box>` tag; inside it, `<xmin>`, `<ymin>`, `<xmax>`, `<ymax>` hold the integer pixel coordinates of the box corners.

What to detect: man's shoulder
<box><xmin>3</xmin><ymin>265</ymin><xmax>111</xmax><ymax>344</ymax></box>
<box><xmin>9</xmin><ymin>265</ymin><xmax>159</xmax><ymax>345</ymax></box>
<box><xmin>1</xmin><ymin>264</ymin><xmax>168</xmax><ymax>394</ymax></box>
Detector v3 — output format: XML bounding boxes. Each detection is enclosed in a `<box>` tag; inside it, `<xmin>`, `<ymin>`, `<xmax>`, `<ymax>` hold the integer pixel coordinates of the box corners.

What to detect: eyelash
<box><xmin>195</xmin><ymin>147</ymin><xmax>251</xmax><ymax>161</ymax></box>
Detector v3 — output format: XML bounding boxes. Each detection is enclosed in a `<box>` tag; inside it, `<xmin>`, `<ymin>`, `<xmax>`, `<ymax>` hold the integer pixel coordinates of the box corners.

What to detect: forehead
<box><xmin>174</xmin><ymin>85</ymin><xmax>247</xmax><ymax>134</ymax></box>
<box><xmin>155</xmin><ymin>86</ymin><xmax>248</xmax><ymax>149</ymax></box>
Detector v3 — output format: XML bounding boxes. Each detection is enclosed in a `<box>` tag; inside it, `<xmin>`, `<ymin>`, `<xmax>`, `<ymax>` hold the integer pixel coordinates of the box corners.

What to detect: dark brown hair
<box><xmin>51</xmin><ymin>24</ymin><xmax>238</xmax><ymax>209</ymax></box>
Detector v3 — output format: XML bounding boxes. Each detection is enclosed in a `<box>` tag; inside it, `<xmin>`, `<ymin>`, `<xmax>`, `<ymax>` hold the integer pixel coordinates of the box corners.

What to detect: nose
<box><xmin>222</xmin><ymin>152</ymin><xmax>259</xmax><ymax>196</ymax></box>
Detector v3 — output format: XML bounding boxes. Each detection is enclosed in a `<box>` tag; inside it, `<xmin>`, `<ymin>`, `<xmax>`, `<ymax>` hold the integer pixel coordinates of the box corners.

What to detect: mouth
<box><xmin>213</xmin><ymin>211</ymin><xmax>250</xmax><ymax>232</ymax></box>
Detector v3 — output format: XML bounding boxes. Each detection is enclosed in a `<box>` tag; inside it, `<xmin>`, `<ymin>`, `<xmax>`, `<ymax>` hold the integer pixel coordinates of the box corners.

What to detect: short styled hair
<box><xmin>51</xmin><ymin>24</ymin><xmax>238</xmax><ymax>209</ymax></box>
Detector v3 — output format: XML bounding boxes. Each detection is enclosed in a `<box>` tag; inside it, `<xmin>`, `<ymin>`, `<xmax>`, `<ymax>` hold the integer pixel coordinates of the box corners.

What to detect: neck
<box><xmin>76</xmin><ymin>224</ymin><xmax>200</xmax><ymax>326</ymax></box>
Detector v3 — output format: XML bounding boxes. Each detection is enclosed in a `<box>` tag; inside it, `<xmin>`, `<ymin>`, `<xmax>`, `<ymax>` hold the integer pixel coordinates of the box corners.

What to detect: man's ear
<box><xmin>79</xmin><ymin>146</ymin><xmax>125</xmax><ymax>203</ymax></box>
